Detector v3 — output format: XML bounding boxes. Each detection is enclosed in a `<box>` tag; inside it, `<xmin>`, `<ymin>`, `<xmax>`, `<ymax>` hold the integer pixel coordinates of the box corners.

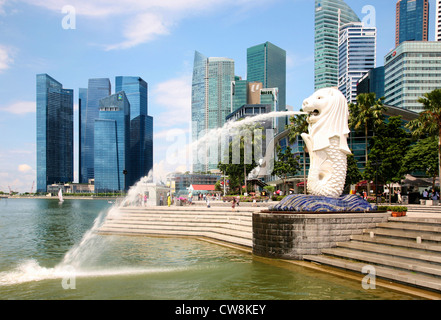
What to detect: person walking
<box><xmin>231</xmin><ymin>197</ymin><xmax>236</xmax><ymax>212</ymax></box>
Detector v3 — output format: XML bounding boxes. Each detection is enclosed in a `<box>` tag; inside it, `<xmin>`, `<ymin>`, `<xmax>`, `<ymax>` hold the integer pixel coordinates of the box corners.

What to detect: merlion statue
<box><xmin>301</xmin><ymin>87</ymin><xmax>351</xmax><ymax>198</ymax></box>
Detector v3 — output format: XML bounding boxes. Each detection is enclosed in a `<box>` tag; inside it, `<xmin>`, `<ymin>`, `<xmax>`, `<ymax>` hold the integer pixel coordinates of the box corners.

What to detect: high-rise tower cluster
<box><xmin>191</xmin><ymin>42</ymin><xmax>286</xmax><ymax>173</ymax></box>
<box><xmin>37</xmin><ymin>74</ymin><xmax>153</xmax><ymax>193</ymax></box>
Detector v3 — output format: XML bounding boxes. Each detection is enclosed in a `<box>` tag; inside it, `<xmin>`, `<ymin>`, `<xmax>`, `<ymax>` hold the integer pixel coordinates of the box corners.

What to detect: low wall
<box><xmin>253</xmin><ymin>212</ymin><xmax>390</xmax><ymax>260</ymax></box>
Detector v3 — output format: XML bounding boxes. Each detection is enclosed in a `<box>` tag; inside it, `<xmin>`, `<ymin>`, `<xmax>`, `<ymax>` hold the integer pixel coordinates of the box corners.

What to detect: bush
<box><xmin>377</xmin><ymin>205</ymin><xmax>407</xmax><ymax>212</ymax></box>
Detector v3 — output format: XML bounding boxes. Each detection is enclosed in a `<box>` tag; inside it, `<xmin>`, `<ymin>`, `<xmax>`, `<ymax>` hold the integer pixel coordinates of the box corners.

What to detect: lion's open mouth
<box><xmin>309</xmin><ymin>109</ymin><xmax>320</xmax><ymax>117</ymax></box>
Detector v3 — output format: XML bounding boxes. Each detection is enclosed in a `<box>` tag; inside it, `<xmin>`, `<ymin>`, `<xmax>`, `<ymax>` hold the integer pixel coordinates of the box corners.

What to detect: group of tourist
<box><xmin>422</xmin><ymin>189</ymin><xmax>440</xmax><ymax>200</ymax></box>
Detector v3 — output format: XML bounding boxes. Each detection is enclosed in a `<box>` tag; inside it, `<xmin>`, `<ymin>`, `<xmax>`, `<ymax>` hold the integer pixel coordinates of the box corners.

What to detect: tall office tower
<box><xmin>231</xmin><ymin>76</ymin><xmax>248</xmax><ymax>113</ymax></box>
<box><xmin>191</xmin><ymin>51</ymin><xmax>235</xmax><ymax>173</ymax></box>
<box><xmin>79</xmin><ymin>78</ymin><xmax>111</xmax><ymax>183</ymax></box>
<box><xmin>436</xmin><ymin>0</ymin><xmax>441</xmax><ymax>41</ymax></box>
<box><xmin>384</xmin><ymin>41</ymin><xmax>441</xmax><ymax>112</ymax></box>
<box><xmin>78</xmin><ymin>87</ymin><xmax>88</xmax><ymax>184</ymax></box>
<box><xmin>94</xmin><ymin>92</ymin><xmax>130</xmax><ymax>193</ymax></box>
<box><xmin>36</xmin><ymin>74</ymin><xmax>74</xmax><ymax>192</ymax></box>
<box><xmin>247</xmin><ymin>41</ymin><xmax>286</xmax><ymax>133</ymax></box>
<box><xmin>314</xmin><ymin>0</ymin><xmax>360</xmax><ymax>90</ymax></box>
<box><xmin>395</xmin><ymin>0</ymin><xmax>429</xmax><ymax>47</ymax></box>
<box><xmin>338</xmin><ymin>22</ymin><xmax>377</xmax><ymax>103</ymax></box>
<box><xmin>356</xmin><ymin>66</ymin><xmax>385</xmax><ymax>100</ymax></box>
<box><xmin>115</xmin><ymin>76</ymin><xmax>153</xmax><ymax>186</ymax></box>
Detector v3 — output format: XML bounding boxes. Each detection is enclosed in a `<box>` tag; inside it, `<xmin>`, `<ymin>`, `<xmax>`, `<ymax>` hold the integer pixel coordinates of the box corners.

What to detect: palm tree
<box><xmin>286</xmin><ymin>114</ymin><xmax>308</xmax><ymax>194</ymax></box>
<box><xmin>406</xmin><ymin>89</ymin><xmax>441</xmax><ymax>190</ymax></box>
<box><xmin>348</xmin><ymin>93</ymin><xmax>387</xmax><ymax>193</ymax></box>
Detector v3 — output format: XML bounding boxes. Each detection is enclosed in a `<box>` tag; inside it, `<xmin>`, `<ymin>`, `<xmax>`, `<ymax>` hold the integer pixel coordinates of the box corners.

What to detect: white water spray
<box><xmin>0</xmin><ymin>110</ymin><xmax>307</xmax><ymax>286</ymax></box>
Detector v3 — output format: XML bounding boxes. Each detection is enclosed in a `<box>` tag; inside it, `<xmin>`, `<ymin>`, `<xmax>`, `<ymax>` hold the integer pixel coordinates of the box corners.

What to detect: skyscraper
<box><xmin>191</xmin><ymin>51</ymin><xmax>235</xmax><ymax>172</ymax></box>
<box><xmin>78</xmin><ymin>87</ymin><xmax>88</xmax><ymax>183</ymax></box>
<box><xmin>36</xmin><ymin>74</ymin><xmax>74</xmax><ymax>192</ymax></box>
<box><xmin>247</xmin><ymin>41</ymin><xmax>286</xmax><ymax>133</ymax></box>
<box><xmin>115</xmin><ymin>76</ymin><xmax>153</xmax><ymax>186</ymax></box>
<box><xmin>384</xmin><ymin>41</ymin><xmax>441</xmax><ymax>112</ymax></box>
<box><xmin>436</xmin><ymin>0</ymin><xmax>441</xmax><ymax>41</ymax></box>
<box><xmin>79</xmin><ymin>78</ymin><xmax>111</xmax><ymax>183</ymax></box>
<box><xmin>314</xmin><ymin>0</ymin><xmax>360</xmax><ymax>90</ymax></box>
<box><xmin>338</xmin><ymin>22</ymin><xmax>377</xmax><ymax>103</ymax></box>
<box><xmin>356</xmin><ymin>66</ymin><xmax>385</xmax><ymax>100</ymax></box>
<box><xmin>94</xmin><ymin>92</ymin><xmax>130</xmax><ymax>192</ymax></box>
<box><xmin>395</xmin><ymin>0</ymin><xmax>429</xmax><ymax>47</ymax></box>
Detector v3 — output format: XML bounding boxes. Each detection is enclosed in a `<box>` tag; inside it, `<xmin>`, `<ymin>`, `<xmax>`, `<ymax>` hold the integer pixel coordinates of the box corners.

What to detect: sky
<box><xmin>0</xmin><ymin>0</ymin><xmax>438</xmax><ymax>193</ymax></box>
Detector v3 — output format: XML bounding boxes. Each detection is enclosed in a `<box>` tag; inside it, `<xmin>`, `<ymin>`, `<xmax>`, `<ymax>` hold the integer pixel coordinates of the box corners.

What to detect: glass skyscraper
<box><xmin>314</xmin><ymin>0</ymin><xmax>360</xmax><ymax>90</ymax></box>
<box><xmin>356</xmin><ymin>66</ymin><xmax>385</xmax><ymax>100</ymax></box>
<box><xmin>247</xmin><ymin>41</ymin><xmax>286</xmax><ymax>133</ymax></box>
<box><xmin>78</xmin><ymin>87</ymin><xmax>88</xmax><ymax>183</ymax></box>
<box><xmin>338</xmin><ymin>22</ymin><xmax>377</xmax><ymax>103</ymax></box>
<box><xmin>191</xmin><ymin>51</ymin><xmax>235</xmax><ymax>172</ymax></box>
<box><xmin>384</xmin><ymin>41</ymin><xmax>441</xmax><ymax>112</ymax></box>
<box><xmin>115</xmin><ymin>76</ymin><xmax>153</xmax><ymax>186</ymax></box>
<box><xmin>94</xmin><ymin>92</ymin><xmax>130</xmax><ymax>192</ymax></box>
<box><xmin>79</xmin><ymin>78</ymin><xmax>111</xmax><ymax>183</ymax></box>
<box><xmin>395</xmin><ymin>0</ymin><xmax>429</xmax><ymax>47</ymax></box>
<box><xmin>437</xmin><ymin>0</ymin><xmax>441</xmax><ymax>41</ymax></box>
<box><xmin>36</xmin><ymin>74</ymin><xmax>74</xmax><ymax>192</ymax></box>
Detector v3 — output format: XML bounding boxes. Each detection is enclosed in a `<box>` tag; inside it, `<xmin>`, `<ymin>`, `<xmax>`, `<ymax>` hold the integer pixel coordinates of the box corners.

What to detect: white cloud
<box><xmin>0</xmin><ymin>45</ymin><xmax>14</xmax><ymax>72</ymax></box>
<box><xmin>105</xmin><ymin>12</ymin><xmax>171</xmax><ymax>50</ymax></box>
<box><xmin>0</xmin><ymin>148</ymin><xmax>36</xmax><ymax>193</ymax></box>
<box><xmin>151</xmin><ymin>75</ymin><xmax>192</xmax><ymax>128</ymax></box>
<box><xmin>21</xmin><ymin>0</ymin><xmax>275</xmax><ymax>50</ymax></box>
<box><xmin>18</xmin><ymin>164</ymin><xmax>32</xmax><ymax>172</ymax></box>
<box><xmin>1</xmin><ymin>101</ymin><xmax>35</xmax><ymax>114</ymax></box>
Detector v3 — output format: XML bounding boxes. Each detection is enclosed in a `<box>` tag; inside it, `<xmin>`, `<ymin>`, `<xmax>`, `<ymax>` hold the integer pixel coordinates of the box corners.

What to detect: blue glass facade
<box><xmin>247</xmin><ymin>42</ymin><xmax>286</xmax><ymax>133</ymax></box>
<box><xmin>94</xmin><ymin>92</ymin><xmax>130</xmax><ymax>192</ymax></box>
<box><xmin>315</xmin><ymin>0</ymin><xmax>360</xmax><ymax>90</ymax></box>
<box><xmin>115</xmin><ymin>76</ymin><xmax>153</xmax><ymax>186</ymax></box>
<box><xmin>357</xmin><ymin>66</ymin><xmax>385</xmax><ymax>100</ymax></box>
<box><xmin>78</xmin><ymin>87</ymin><xmax>88</xmax><ymax>183</ymax></box>
<box><xmin>396</xmin><ymin>0</ymin><xmax>429</xmax><ymax>46</ymax></box>
<box><xmin>36</xmin><ymin>74</ymin><xmax>74</xmax><ymax>192</ymax></box>
<box><xmin>191</xmin><ymin>51</ymin><xmax>235</xmax><ymax>172</ymax></box>
<box><xmin>79</xmin><ymin>78</ymin><xmax>111</xmax><ymax>183</ymax></box>
<box><xmin>338</xmin><ymin>22</ymin><xmax>377</xmax><ymax>103</ymax></box>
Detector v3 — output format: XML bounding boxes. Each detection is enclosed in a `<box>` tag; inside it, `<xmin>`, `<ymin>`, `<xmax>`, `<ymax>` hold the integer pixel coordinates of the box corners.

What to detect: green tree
<box><xmin>271</xmin><ymin>145</ymin><xmax>301</xmax><ymax>194</ymax></box>
<box><xmin>349</xmin><ymin>93</ymin><xmax>387</xmax><ymax>167</ymax></box>
<box><xmin>406</xmin><ymin>89</ymin><xmax>441</xmax><ymax>189</ymax></box>
<box><xmin>286</xmin><ymin>113</ymin><xmax>309</xmax><ymax>193</ymax></box>
<box><xmin>349</xmin><ymin>93</ymin><xmax>387</xmax><ymax>193</ymax></box>
<box><xmin>218</xmin><ymin>123</ymin><xmax>261</xmax><ymax>195</ymax></box>
<box><xmin>364</xmin><ymin>116</ymin><xmax>410</xmax><ymax>202</ymax></box>
<box><xmin>401</xmin><ymin>136</ymin><xmax>439</xmax><ymax>189</ymax></box>
<box><xmin>345</xmin><ymin>153</ymin><xmax>362</xmax><ymax>193</ymax></box>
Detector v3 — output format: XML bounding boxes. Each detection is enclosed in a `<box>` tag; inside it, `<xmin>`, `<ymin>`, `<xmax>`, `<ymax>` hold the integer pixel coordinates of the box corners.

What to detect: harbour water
<box><xmin>0</xmin><ymin>198</ymin><xmax>419</xmax><ymax>300</ymax></box>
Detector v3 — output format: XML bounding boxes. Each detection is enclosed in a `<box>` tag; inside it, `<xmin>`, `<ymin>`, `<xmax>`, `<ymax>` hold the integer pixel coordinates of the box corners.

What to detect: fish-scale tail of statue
<box><xmin>306</xmin><ymin>136</ymin><xmax>347</xmax><ymax>198</ymax></box>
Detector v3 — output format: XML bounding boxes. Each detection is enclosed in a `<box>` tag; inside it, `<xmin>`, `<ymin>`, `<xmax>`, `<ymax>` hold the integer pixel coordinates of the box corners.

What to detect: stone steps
<box><xmin>304</xmin><ymin>217</ymin><xmax>441</xmax><ymax>293</ymax></box>
<box><xmin>98</xmin><ymin>206</ymin><xmax>254</xmax><ymax>248</ymax></box>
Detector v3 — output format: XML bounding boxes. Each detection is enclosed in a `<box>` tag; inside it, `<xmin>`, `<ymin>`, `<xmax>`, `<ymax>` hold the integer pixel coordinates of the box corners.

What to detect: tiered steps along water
<box><xmin>98</xmin><ymin>205</ymin><xmax>254</xmax><ymax>248</ymax></box>
<box><xmin>304</xmin><ymin>214</ymin><xmax>441</xmax><ymax>293</ymax></box>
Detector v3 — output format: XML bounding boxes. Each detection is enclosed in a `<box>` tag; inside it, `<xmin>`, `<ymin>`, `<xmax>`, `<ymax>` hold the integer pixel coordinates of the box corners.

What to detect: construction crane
<box><xmin>30</xmin><ymin>181</ymin><xmax>35</xmax><ymax>194</ymax></box>
<box><xmin>8</xmin><ymin>186</ymin><xmax>12</xmax><ymax>195</ymax></box>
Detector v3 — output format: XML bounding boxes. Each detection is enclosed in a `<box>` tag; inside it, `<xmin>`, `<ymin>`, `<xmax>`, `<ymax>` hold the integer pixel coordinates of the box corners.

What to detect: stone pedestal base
<box><xmin>253</xmin><ymin>212</ymin><xmax>390</xmax><ymax>260</ymax></box>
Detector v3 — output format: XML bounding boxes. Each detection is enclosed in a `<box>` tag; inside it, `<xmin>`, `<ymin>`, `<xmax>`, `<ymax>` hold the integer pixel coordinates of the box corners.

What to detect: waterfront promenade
<box><xmin>97</xmin><ymin>200</ymin><xmax>441</xmax><ymax>299</ymax></box>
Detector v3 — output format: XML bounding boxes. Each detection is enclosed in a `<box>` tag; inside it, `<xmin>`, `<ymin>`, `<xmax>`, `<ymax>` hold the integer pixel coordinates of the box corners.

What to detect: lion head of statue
<box><xmin>302</xmin><ymin>87</ymin><xmax>351</xmax><ymax>154</ymax></box>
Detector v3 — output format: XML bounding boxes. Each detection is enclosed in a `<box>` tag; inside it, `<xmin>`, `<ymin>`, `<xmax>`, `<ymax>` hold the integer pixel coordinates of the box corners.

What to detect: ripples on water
<box><xmin>0</xmin><ymin>198</ymin><xmax>419</xmax><ymax>300</ymax></box>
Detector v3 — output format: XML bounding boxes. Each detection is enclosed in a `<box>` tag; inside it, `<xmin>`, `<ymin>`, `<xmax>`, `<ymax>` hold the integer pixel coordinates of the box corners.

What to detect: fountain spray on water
<box><xmin>0</xmin><ymin>110</ymin><xmax>306</xmax><ymax>286</ymax></box>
